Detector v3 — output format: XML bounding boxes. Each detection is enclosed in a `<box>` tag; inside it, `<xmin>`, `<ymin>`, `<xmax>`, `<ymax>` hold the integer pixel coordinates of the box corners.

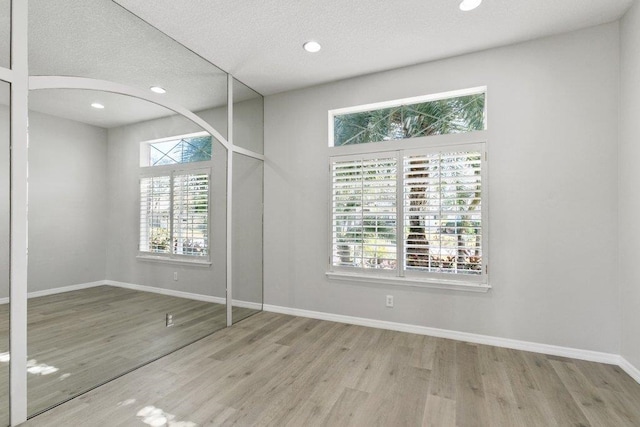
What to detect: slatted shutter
<box><xmin>139</xmin><ymin>175</ymin><xmax>171</xmax><ymax>253</ymax></box>
<box><xmin>331</xmin><ymin>155</ymin><xmax>398</xmax><ymax>270</ymax></box>
<box><xmin>403</xmin><ymin>150</ymin><xmax>482</xmax><ymax>276</ymax></box>
<box><xmin>172</xmin><ymin>172</ymin><xmax>209</xmax><ymax>256</ymax></box>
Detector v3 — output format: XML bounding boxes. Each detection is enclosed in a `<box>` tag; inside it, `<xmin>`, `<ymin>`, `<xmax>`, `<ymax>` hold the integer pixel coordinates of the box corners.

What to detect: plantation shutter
<box><xmin>139</xmin><ymin>175</ymin><xmax>171</xmax><ymax>253</ymax></box>
<box><xmin>172</xmin><ymin>171</ymin><xmax>209</xmax><ymax>256</ymax></box>
<box><xmin>331</xmin><ymin>155</ymin><xmax>398</xmax><ymax>270</ymax></box>
<box><xmin>403</xmin><ymin>150</ymin><xmax>482</xmax><ymax>276</ymax></box>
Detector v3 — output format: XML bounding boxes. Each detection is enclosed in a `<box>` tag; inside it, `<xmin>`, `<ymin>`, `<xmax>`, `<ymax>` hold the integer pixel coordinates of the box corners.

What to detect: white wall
<box><xmin>264</xmin><ymin>23</ymin><xmax>621</xmax><ymax>353</ymax></box>
<box><xmin>27</xmin><ymin>111</ymin><xmax>108</xmax><ymax>292</ymax></box>
<box><xmin>620</xmin><ymin>1</ymin><xmax>640</xmax><ymax>370</ymax></box>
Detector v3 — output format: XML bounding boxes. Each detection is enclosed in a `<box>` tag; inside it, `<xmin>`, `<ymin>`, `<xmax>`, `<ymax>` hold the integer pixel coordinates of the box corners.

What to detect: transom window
<box><xmin>139</xmin><ymin>132</ymin><xmax>212</xmax><ymax>261</ymax></box>
<box><xmin>330</xmin><ymin>87</ymin><xmax>485</xmax><ymax>147</ymax></box>
<box><xmin>328</xmin><ymin>88</ymin><xmax>487</xmax><ymax>288</ymax></box>
<box><xmin>141</xmin><ymin>134</ymin><xmax>212</xmax><ymax>167</ymax></box>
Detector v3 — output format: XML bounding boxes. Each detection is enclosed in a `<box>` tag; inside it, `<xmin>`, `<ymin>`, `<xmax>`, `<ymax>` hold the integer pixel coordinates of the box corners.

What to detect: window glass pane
<box><xmin>332</xmin><ymin>157</ymin><xmax>397</xmax><ymax>270</ymax></box>
<box><xmin>403</xmin><ymin>151</ymin><xmax>482</xmax><ymax>275</ymax></box>
<box><xmin>333</xmin><ymin>92</ymin><xmax>485</xmax><ymax>146</ymax></box>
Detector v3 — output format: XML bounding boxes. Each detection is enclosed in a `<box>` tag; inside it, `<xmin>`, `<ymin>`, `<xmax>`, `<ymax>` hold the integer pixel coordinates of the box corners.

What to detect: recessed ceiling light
<box><xmin>303</xmin><ymin>41</ymin><xmax>321</xmax><ymax>53</ymax></box>
<box><xmin>91</xmin><ymin>103</ymin><xmax>105</xmax><ymax>109</ymax></box>
<box><xmin>459</xmin><ymin>0</ymin><xmax>482</xmax><ymax>11</ymax></box>
<box><xmin>150</xmin><ymin>86</ymin><xmax>166</xmax><ymax>94</ymax></box>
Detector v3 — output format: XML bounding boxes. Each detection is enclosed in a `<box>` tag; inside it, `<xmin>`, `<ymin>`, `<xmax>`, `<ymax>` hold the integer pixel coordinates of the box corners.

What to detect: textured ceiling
<box><xmin>0</xmin><ymin>0</ymin><xmax>634</xmax><ymax>128</ymax></box>
<box><xmin>114</xmin><ymin>0</ymin><xmax>634</xmax><ymax>95</ymax></box>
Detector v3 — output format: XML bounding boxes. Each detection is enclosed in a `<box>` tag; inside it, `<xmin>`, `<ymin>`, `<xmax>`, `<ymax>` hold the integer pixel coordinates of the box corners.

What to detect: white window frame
<box><xmin>326</xmin><ymin>92</ymin><xmax>490</xmax><ymax>293</ymax></box>
<box><xmin>137</xmin><ymin>132</ymin><xmax>213</xmax><ymax>266</ymax></box>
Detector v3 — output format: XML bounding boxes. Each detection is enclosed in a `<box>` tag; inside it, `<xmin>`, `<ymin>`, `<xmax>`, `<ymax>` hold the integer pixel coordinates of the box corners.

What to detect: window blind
<box><xmin>403</xmin><ymin>151</ymin><xmax>482</xmax><ymax>275</ymax></box>
<box><xmin>330</xmin><ymin>148</ymin><xmax>484</xmax><ymax>281</ymax></box>
<box><xmin>172</xmin><ymin>172</ymin><xmax>209</xmax><ymax>256</ymax></box>
<box><xmin>139</xmin><ymin>176</ymin><xmax>171</xmax><ymax>254</ymax></box>
<box><xmin>139</xmin><ymin>172</ymin><xmax>209</xmax><ymax>257</ymax></box>
<box><xmin>331</xmin><ymin>156</ymin><xmax>398</xmax><ymax>270</ymax></box>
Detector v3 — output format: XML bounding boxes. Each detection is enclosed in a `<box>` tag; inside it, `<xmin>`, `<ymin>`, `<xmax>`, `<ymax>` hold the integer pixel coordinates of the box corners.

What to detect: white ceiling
<box><xmin>3</xmin><ymin>0</ymin><xmax>633</xmax><ymax>128</ymax></box>
<box><xmin>114</xmin><ymin>0</ymin><xmax>633</xmax><ymax>96</ymax></box>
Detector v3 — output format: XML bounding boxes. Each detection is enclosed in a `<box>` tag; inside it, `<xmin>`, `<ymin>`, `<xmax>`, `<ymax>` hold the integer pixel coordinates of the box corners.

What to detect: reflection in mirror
<box><xmin>231</xmin><ymin>78</ymin><xmax>264</xmax><ymax>324</ymax></box>
<box><xmin>233</xmin><ymin>78</ymin><xmax>264</xmax><ymax>155</ymax></box>
<box><xmin>0</xmin><ymin>0</ymin><xmax>8</xmax><ymax>69</ymax></box>
<box><xmin>232</xmin><ymin>153</ymin><xmax>264</xmax><ymax>324</ymax></box>
<box><xmin>29</xmin><ymin>0</ymin><xmax>228</xmax><ymax>138</ymax></box>
<box><xmin>26</xmin><ymin>88</ymin><xmax>227</xmax><ymax>416</ymax></box>
<box><xmin>0</xmin><ymin>80</ymin><xmax>10</xmax><ymax>426</ymax></box>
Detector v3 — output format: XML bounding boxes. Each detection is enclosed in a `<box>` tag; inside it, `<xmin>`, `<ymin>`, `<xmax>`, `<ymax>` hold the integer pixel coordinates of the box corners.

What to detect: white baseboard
<box><xmin>106</xmin><ymin>280</ymin><xmax>226</xmax><ymax>304</ymax></box>
<box><xmin>263</xmin><ymin>304</ymin><xmax>621</xmax><ymax>366</ymax></box>
<box><xmin>105</xmin><ymin>280</ymin><xmax>262</xmax><ymax>310</ymax></box>
<box><xmin>619</xmin><ymin>356</ymin><xmax>640</xmax><ymax>384</ymax></box>
<box><xmin>1</xmin><ymin>280</ymin><xmax>262</xmax><ymax>311</ymax></box>
<box><xmin>29</xmin><ymin>281</ymin><xmax>106</xmax><ymax>299</ymax></box>
<box><xmin>0</xmin><ymin>280</ymin><xmax>106</xmax><ymax>305</ymax></box>
<box><xmin>3</xmin><ymin>281</ymin><xmax>637</xmax><ymax>383</ymax></box>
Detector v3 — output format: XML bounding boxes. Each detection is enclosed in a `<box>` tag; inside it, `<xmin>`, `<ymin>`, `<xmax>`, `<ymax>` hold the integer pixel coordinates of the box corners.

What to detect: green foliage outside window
<box><xmin>334</xmin><ymin>93</ymin><xmax>485</xmax><ymax>146</ymax></box>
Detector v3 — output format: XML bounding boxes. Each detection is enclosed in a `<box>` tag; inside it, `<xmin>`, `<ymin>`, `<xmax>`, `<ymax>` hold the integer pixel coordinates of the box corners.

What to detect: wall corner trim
<box><xmin>263</xmin><ymin>304</ymin><xmax>627</xmax><ymax>369</ymax></box>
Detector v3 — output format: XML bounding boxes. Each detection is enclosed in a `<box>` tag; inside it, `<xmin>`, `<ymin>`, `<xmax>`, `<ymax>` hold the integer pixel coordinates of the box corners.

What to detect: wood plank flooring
<box><xmin>0</xmin><ymin>286</ymin><xmax>258</xmax><ymax>422</ymax></box>
<box><xmin>21</xmin><ymin>311</ymin><xmax>640</xmax><ymax>427</ymax></box>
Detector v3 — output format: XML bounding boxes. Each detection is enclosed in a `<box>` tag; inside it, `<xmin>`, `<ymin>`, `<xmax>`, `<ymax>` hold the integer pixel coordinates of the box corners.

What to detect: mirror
<box><xmin>232</xmin><ymin>153</ymin><xmax>264</xmax><ymax>324</ymax></box>
<box><xmin>0</xmin><ymin>0</ymin><xmax>9</xmax><ymax>69</ymax></box>
<box><xmin>0</xmin><ymin>79</ymin><xmax>9</xmax><ymax>426</ymax></box>
<box><xmin>22</xmin><ymin>0</ymin><xmax>264</xmax><ymax>417</ymax></box>
<box><xmin>26</xmin><ymin>88</ymin><xmax>229</xmax><ymax>416</ymax></box>
<box><xmin>28</xmin><ymin>0</ymin><xmax>229</xmax><ymax>139</ymax></box>
<box><xmin>233</xmin><ymin>79</ymin><xmax>264</xmax><ymax>155</ymax></box>
<box><xmin>231</xmin><ymin>78</ymin><xmax>264</xmax><ymax>324</ymax></box>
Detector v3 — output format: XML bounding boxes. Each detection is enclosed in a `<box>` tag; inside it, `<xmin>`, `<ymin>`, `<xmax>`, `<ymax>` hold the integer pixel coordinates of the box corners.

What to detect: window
<box><xmin>331</xmin><ymin>88</ymin><xmax>485</xmax><ymax>147</ymax></box>
<box><xmin>328</xmin><ymin>88</ymin><xmax>487</xmax><ymax>289</ymax></box>
<box><xmin>139</xmin><ymin>132</ymin><xmax>212</xmax><ymax>262</ymax></box>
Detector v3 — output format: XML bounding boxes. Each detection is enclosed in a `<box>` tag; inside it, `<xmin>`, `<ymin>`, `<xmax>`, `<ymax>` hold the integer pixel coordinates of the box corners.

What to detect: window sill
<box><xmin>325</xmin><ymin>271</ymin><xmax>490</xmax><ymax>293</ymax></box>
<box><xmin>136</xmin><ymin>255</ymin><xmax>212</xmax><ymax>267</ymax></box>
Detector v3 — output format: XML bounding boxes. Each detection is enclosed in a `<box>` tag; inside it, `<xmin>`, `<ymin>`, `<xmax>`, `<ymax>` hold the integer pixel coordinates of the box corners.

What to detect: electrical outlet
<box><xmin>166</xmin><ymin>313</ymin><xmax>174</xmax><ymax>327</ymax></box>
<box><xmin>386</xmin><ymin>295</ymin><xmax>394</xmax><ymax>308</ymax></box>
<box><xmin>173</xmin><ymin>271</ymin><xmax>178</xmax><ymax>281</ymax></box>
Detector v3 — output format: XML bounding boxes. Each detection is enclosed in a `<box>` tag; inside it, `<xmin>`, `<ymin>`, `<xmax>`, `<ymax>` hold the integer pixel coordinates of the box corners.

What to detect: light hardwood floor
<box><xmin>21</xmin><ymin>310</ymin><xmax>640</xmax><ymax>426</ymax></box>
<box><xmin>0</xmin><ymin>286</ymin><xmax>258</xmax><ymax>421</ymax></box>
